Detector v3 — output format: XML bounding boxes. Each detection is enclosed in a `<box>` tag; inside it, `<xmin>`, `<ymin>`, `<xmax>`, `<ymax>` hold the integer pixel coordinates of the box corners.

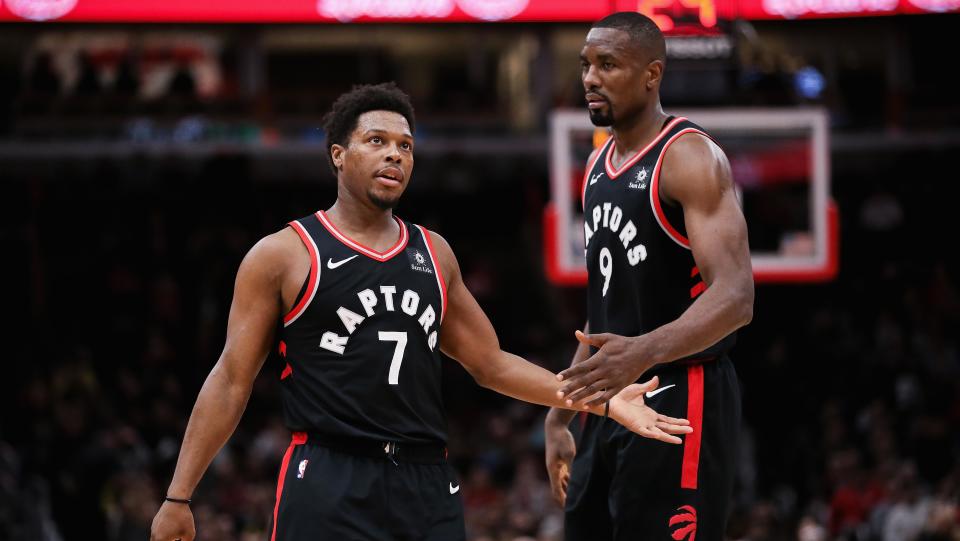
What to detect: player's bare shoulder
<box><xmin>659</xmin><ymin>131</ymin><xmax>733</xmax><ymax>205</ymax></box>
<box><xmin>237</xmin><ymin>227</ymin><xmax>310</xmax><ymax>307</ymax></box>
<box><xmin>262</xmin><ymin>226</ymin><xmax>308</xmax><ymax>258</ymax></box>
<box><xmin>421</xmin><ymin>228</ymin><xmax>461</xmax><ymax>285</ymax></box>
<box><xmin>246</xmin><ymin>227</ymin><xmax>306</xmax><ymax>272</ymax></box>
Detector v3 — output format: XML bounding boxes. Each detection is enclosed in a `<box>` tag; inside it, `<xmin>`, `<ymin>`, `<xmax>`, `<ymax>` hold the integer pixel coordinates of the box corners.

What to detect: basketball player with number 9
<box><xmin>544</xmin><ymin>12</ymin><xmax>754</xmax><ymax>541</ymax></box>
<box><xmin>149</xmin><ymin>82</ymin><xmax>693</xmax><ymax>541</ymax></box>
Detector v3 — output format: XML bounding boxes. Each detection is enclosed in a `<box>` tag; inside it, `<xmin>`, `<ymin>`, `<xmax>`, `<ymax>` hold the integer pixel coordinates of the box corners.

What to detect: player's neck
<box><xmin>325</xmin><ymin>197</ymin><xmax>399</xmax><ymax>248</ymax></box>
<box><xmin>611</xmin><ymin>103</ymin><xmax>669</xmax><ymax>158</ymax></box>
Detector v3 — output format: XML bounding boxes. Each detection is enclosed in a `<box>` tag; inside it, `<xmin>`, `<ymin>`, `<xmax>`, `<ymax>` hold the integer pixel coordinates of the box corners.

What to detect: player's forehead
<box><xmin>581</xmin><ymin>27</ymin><xmax>635</xmax><ymax>59</ymax></box>
<box><xmin>353</xmin><ymin>110</ymin><xmax>412</xmax><ymax>139</ymax></box>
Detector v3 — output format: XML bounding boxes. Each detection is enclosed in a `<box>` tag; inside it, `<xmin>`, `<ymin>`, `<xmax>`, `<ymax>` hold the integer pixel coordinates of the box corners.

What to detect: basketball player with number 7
<box><xmin>149</xmin><ymin>83</ymin><xmax>692</xmax><ymax>541</ymax></box>
<box><xmin>544</xmin><ymin>12</ymin><xmax>754</xmax><ymax>541</ymax></box>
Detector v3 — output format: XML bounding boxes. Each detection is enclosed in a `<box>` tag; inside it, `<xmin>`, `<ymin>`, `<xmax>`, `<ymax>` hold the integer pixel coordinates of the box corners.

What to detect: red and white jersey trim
<box><xmin>283</xmin><ymin>220</ymin><xmax>321</xmax><ymax>327</ymax></box>
<box><xmin>581</xmin><ymin>136</ymin><xmax>614</xmax><ymax>210</ymax></box>
<box><xmin>316</xmin><ymin>210</ymin><xmax>409</xmax><ymax>261</ymax></box>
<box><xmin>416</xmin><ymin>225</ymin><xmax>447</xmax><ymax>323</ymax></box>
<box><xmin>649</xmin><ymin>128</ymin><xmax>713</xmax><ymax>250</ymax></box>
<box><xmin>604</xmin><ymin>116</ymin><xmax>687</xmax><ymax>179</ymax></box>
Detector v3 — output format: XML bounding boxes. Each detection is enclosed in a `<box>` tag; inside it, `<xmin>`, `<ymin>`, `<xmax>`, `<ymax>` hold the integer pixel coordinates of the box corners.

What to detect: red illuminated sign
<box><xmin>0</xmin><ymin>0</ymin><xmax>955</xmax><ymax>22</ymax></box>
<box><xmin>621</xmin><ymin>0</ymin><xmax>957</xmax><ymax>25</ymax></box>
<box><xmin>634</xmin><ymin>0</ymin><xmax>720</xmax><ymax>32</ymax></box>
<box><xmin>0</xmin><ymin>0</ymin><xmax>607</xmax><ymax>22</ymax></box>
<box><xmin>737</xmin><ymin>0</ymin><xmax>959</xmax><ymax>18</ymax></box>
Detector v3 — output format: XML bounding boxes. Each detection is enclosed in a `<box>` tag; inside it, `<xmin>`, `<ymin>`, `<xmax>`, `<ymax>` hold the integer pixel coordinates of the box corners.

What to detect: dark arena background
<box><xmin>1</xmin><ymin>1</ymin><xmax>958</xmax><ymax>540</ymax></box>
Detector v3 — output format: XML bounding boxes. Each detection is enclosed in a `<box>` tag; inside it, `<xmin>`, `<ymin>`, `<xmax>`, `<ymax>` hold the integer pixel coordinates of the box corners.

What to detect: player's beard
<box><xmin>588</xmin><ymin>105</ymin><xmax>614</xmax><ymax>127</ymax></box>
<box><xmin>368</xmin><ymin>189</ymin><xmax>400</xmax><ymax>210</ymax></box>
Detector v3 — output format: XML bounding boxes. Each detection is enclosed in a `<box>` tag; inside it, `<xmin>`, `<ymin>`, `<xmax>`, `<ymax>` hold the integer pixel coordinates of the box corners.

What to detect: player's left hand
<box><xmin>556</xmin><ymin>330</ymin><xmax>655</xmax><ymax>407</ymax></box>
<box><xmin>607</xmin><ymin>377</ymin><xmax>692</xmax><ymax>444</ymax></box>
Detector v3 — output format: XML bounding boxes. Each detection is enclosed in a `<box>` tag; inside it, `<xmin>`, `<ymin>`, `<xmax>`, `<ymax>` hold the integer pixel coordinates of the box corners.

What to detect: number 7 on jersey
<box><xmin>379</xmin><ymin>331</ymin><xmax>408</xmax><ymax>385</ymax></box>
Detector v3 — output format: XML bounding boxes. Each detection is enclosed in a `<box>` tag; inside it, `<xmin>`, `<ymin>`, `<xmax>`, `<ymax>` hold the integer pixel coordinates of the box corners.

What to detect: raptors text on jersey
<box><xmin>582</xmin><ymin>117</ymin><xmax>736</xmax><ymax>362</ymax></box>
<box><xmin>278</xmin><ymin>211</ymin><xmax>449</xmax><ymax>445</ymax></box>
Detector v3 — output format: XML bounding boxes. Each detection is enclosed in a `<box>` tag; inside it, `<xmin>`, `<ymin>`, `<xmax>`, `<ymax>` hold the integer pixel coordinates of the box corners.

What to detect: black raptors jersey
<box><xmin>582</xmin><ymin>117</ymin><xmax>735</xmax><ymax>362</ymax></box>
<box><xmin>278</xmin><ymin>211</ymin><xmax>448</xmax><ymax>444</ymax></box>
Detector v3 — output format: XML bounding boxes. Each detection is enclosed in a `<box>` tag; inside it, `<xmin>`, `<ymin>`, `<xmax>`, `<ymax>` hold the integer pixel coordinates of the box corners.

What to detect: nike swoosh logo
<box><xmin>327</xmin><ymin>255</ymin><xmax>359</xmax><ymax>269</ymax></box>
<box><xmin>449</xmin><ymin>483</ymin><xmax>460</xmax><ymax>494</ymax></box>
<box><xmin>645</xmin><ymin>384</ymin><xmax>676</xmax><ymax>399</ymax></box>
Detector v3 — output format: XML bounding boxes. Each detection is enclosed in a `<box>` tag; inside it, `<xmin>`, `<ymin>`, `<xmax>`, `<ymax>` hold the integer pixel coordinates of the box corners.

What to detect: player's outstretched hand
<box><xmin>607</xmin><ymin>377</ymin><xmax>692</xmax><ymax>444</ymax></box>
<box><xmin>556</xmin><ymin>330</ymin><xmax>655</xmax><ymax>407</ymax></box>
<box><xmin>150</xmin><ymin>501</ymin><xmax>196</xmax><ymax>541</ymax></box>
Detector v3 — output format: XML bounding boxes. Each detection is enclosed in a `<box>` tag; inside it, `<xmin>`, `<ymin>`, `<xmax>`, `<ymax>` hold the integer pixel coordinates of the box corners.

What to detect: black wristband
<box><xmin>165</xmin><ymin>496</ymin><xmax>192</xmax><ymax>505</ymax></box>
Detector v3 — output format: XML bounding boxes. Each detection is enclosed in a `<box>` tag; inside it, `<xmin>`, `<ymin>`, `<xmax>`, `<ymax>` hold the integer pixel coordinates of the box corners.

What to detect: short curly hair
<box><xmin>322</xmin><ymin>82</ymin><xmax>416</xmax><ymax>176</ymax></box>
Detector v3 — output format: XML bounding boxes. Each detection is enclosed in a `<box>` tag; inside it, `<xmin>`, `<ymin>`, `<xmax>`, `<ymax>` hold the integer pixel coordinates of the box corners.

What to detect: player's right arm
<box><xmin>150</xmin><ymin>230</ymin><xmax>298</xmax><ymax>541</ymax></box>
<box><xmin>542</xmin><ymin>144</ymin><xmax>605</xmax><ymax>506</ymax></box>
<box><xmin>544</xmin><ymin>321</ymin><xmax>591</xmax><ymax>506</ymax></box>
<box><xmin>429</xmin><ymin>230</ymin><xmax>690</xmax><ymax>445</ymax></box>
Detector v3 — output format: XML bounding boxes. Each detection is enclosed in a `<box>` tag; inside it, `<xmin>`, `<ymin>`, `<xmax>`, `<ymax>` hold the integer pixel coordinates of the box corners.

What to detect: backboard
<box><xmin>544</xmin><ymin>108</ymin><xmax>838</xmax><ymax>285</ymax></box>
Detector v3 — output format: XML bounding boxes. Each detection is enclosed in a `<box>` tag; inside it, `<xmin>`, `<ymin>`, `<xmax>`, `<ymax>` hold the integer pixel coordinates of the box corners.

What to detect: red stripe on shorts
<box><xmin>271</xmin><ymin>432</ymin><xmax>308</xmax><ymax>541</ymax></box>
<box><xmin>681</xmin><ymin>365</ymin><xmax>704</xmax><ymax>490</ymax></box>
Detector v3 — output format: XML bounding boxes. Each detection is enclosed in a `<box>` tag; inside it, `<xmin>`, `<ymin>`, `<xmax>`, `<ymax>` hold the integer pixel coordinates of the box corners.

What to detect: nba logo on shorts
<box><xmin>297</xmin><ymin>459</ymin><xmax>309</xmax><ymax>479</ymax></box>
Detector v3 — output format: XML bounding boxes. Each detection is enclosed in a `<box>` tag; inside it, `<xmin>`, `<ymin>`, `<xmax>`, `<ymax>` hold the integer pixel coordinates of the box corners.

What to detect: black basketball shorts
<box><xmin>564</xmin><ymin>357</ymin><xmax>741</xmax><ymax>541</ymax></box>
<box><xmin>267</xmin><ymin>433</ymin><xmax>465</xmax><ymax>541</ymax></box>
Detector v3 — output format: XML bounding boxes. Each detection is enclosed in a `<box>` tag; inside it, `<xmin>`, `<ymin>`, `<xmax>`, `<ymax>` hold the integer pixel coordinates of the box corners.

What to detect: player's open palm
<box><xmin>608</xmin><ymin>376</ymin><xmax>692</xmax><ymax>444</ymax></box>
<box><xmin>150</xmin><ymin>502</ymin><xmax>196</xmax><ymax>541</ymax></box>
<box><xmin>557</xmin><ymin>330</ymin><xmax>656</xmax><ymax>408</ymax></box>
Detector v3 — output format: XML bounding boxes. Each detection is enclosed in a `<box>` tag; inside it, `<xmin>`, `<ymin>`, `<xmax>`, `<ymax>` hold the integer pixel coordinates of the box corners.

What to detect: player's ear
<box><xmin>331</xmin><ymin>144</ymin><xmax>346</xmax><ymax>170</ymax></box>
<box><xmin>645</xmin><ymin>59</ymin><xmax>664</xmax><ymax>90</ymax></box>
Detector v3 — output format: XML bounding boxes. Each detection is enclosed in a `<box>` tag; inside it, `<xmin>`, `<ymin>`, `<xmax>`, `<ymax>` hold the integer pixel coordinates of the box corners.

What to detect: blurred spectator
<box><xmin>882</xmin><ymin>463</ymin><xmax>931</xmax><ymax>541</ymax></box>
<box><xmin>169</xmin><ymin>61</ymin><xmax>197</xmax><ymax>98</ymax></box>
<box><xmin>74</xmin><ymin>51</ymin><xmax>102</xmax><ymax>96</ymax></box>
<box><xmin>798</xmin><ymin>515</ymin><xmax>828</xmax><ymax>541</ymax></box>
<box><xmin>27</xmin><ymin>52</ymin><xmax>61</xmax><ymax>97</ymax></box>
<box><xmin>113</xmin><ymin>53</ymin><xmax>141</xmax><ymax>98</ymax></box>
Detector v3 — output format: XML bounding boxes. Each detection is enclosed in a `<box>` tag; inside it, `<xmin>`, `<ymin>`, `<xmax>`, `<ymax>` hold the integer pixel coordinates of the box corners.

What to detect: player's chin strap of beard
<box><xmin>603</xmin><ymin>389</ymin><xmax>609</xmax><ymax>418</ymax></box>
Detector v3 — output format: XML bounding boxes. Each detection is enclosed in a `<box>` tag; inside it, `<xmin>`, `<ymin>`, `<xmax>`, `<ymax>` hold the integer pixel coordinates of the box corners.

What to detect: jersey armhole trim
<box><xmin>288</xmin><ymin>272</ymin><xmax>309</xmax><ymax>313</ymax></box>
<box><xmin>283</xmin><ymin>220</ymin><xmax>322</xmax><ymax>327</ymax></box>
<box><xmin>416</xmin><ymin>225</ymin><xmax>447</xmax><ymax>323</ymax></box>
<box><xmin>581</xmin><ymin>136</ymin><xmax>613</xmax><ymax>210</ymax></box>
<box><xmin>650</xmin><ymin>128</ymin><xmax>713</xmax><ymax>250</ymax></box>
